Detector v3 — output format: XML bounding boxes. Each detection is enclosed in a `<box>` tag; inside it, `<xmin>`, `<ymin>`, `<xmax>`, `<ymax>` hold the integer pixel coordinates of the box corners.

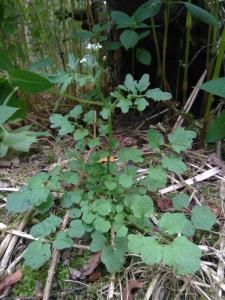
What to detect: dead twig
<box><xmin>42</xmin><ymin>210</ymin><xmax>70</xmax><ymax>300</ymax></box>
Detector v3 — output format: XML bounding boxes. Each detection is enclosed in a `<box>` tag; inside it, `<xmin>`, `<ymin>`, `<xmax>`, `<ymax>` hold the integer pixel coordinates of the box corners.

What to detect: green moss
<box><xmin>55</xmin><ymin>262</ymin><xmax>69</xmax><ymax>289</ymax></box>
<box><xmin>69</xmin><ymin>250</ymin><xmax>91</xmax><ymax>269</ymax></box>
<box><xmin>13</xmin><ymin>265</ymin><xmax>48</xmax><ymax>297</ymax></box>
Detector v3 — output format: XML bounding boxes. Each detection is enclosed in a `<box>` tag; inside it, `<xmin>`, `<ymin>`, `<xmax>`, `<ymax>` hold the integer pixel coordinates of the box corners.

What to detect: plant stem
<box><xmin>151</xmin><ymin>17</ymin><xmax>162</xmax><ymax>80</ymax></box>
<box><xmin>182</xmin><ymin>3</ymin><xmax>192</xmax><ymax>104</ymax></box>
<box><xmin>162</xmin><ymin>3</ymin><xmax>170</xmax><ymax>89</ymax></box>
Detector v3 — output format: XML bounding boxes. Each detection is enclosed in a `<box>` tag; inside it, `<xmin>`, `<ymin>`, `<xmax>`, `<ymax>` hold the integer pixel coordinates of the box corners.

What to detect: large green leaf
<box><xmin>134</xmin><ymin>0</ymin><xmax>161</xmax><ymax>22</ymax></box>
<box><xmin>199</xmin><ymin>77</ymin><xmax>225</xmax><ymax>98</ymax></box>
<box><xmin>163</xmin><ymin>236</ymin><xmax>201</xmax><ymax>275</ymax></box>
<box><xmin>0</xmin><ymin>105</ymin><xmax>18</xmax><ymax>125</ymax></box>
<box><xmin>111</xmin><ymin>11</ymin><xmax>132</xmax><ymax>27</ymax></box>
<box><xmin>54</xmin><ymin>231</ymin><xmax>73</xmax><ymax>249</ymax></box>
<box><xmin>144</xmin><ymin>166</ymin><xmax>167</xmax><ymax>192</ymax></box>
<box><xmin>118</xmin><ymin>147</ymin><xmax>143</xmax><ymax>163</ymax></box>
<box><xmin>10</xmin><ymin>70</ymin><xmax>53</xmax><ymax>93</ymax></box>
<box><xmin>101</xmin><ymin>238</ymin><xmax>127</xmax><ymax>273</ymax></box>
<box><xmin>120</xmin><ymin>30</ymin><xmax>139</xmax><ymax>50</ymax></box>
<box><xmin>158</xmin><ymin>212</ymin><xmax>190</xmax><ymax>235</ymax></box>
<box><xmin>205</xmin><ymin>110</ymin><xmax>225</xmax><ymax>143</ymax></box>
<box><xmin>185</xmin><ymin>3</ymin><xmax>220</xmax><ymax>27</ymax></box>
<box><xmin>161</xmin><ymin>155</ymin><xmax>187</xmax><ymax>175</ymax></box>
<box><xmin>6</xmin><ymin>188</ymin><xmax>32</xmax><ymax>212</ymax></box>
<box><xmin>191</xmin><ymin>206</ymin><xmax>216</xmax><ymax>230</ymax></box>
<box><xmin>147</xmin><ymin>128</ymin><xmax>164</xmax><ymax>151</ymax></box>
<box><xmin>0</xmin><ymin>47</ymin><xmax>14</xmax><ymax>71</ymax></box>
<box><xmin>23</xmin><ymin>240</ymin><xmax>51</xmax><ymax>269</ymax></box>
<box><xmin>90</xmin><ymin>231</ymin><xmax>107</xmax><ymax>252</ymax></box>
<box><xmin>168</xmin><ymin>127</ymin><xmax>196</xmax><ymax>153</ymax></box>
<box><xmin>141</xmin><ymin>237</ymin><xmax>163</xmax><ymax>264</ymax></box>
<box><xmin>30</xmin><ymin>215</ymin><xmax>62</xmax><ymax>238</ymax></box>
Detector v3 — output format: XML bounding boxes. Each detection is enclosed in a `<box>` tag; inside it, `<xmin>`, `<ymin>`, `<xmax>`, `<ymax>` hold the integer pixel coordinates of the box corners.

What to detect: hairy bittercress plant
<box><xmin>6</xmin><ymin>74</ymin><xmax>216</xmax><ymax>276</ymax></box>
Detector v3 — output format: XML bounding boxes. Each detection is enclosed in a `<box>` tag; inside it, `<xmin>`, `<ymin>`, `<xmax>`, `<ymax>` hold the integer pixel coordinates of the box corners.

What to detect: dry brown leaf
<box><xmin>0</xmin><ymin>270</ymin><xmax>22</xmax><ymax>293</ymax></box>
<box><xmin>82</xmin><ymin>252</ymin><xmax>101</xmax><ymax>276</ymax></box>
<box><xmin>122</xmin><ymin>279</ymin><xmax>144</xmax><ymax>300</ymax></box>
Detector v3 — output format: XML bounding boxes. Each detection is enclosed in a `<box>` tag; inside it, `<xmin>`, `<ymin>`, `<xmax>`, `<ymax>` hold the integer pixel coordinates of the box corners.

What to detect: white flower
<box><xmin>86</xmin><ymin>43</ymin><xmax>102</xmax><ymax>50</ymax></box>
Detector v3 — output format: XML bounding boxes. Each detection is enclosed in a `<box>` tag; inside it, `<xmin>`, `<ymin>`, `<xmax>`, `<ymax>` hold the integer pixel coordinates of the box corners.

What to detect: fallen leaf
<box><xmin>82</xmin><ymin>252</ymin><xmax>101</xmax><ymax>276</ymax></box>
<box><xmin>122</xmin><ymin>279</ymin><xmax>144</xmax><ymax>300</ymax></box>
<box><xmin>87</xmin><ymin>271</ymin><xmax>101</xmax><ymax>282</ymax></box>
<box><xmin>156</xmin><ymin>197</ymin><xmax>173</xmax><ymax>212</ymax></box>
<box><xmin>0</xmin><ymin>270</ymin><xmax>22</xmax><ymax>293</ymax></box>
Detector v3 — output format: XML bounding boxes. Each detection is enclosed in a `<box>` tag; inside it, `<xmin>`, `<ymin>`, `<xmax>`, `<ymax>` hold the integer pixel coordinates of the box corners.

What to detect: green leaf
<box><xmin>116</xmin><ymin>98</ymin><xmax>132</xmax><ymax>113</ymax></box>
<box><xmin>61</xmin><ymin>171</ymin><xmax>80</xmax><ymax>185</ymax></box>
<box><xmin>0</xmin><ymin>106</ymin><xmax>18</xmax><ymax>125</ymax></box>
<box><xmin>23</xmin><ymin>240</ymin><xmax>51</xmax><ymax>269</ymax></box>
<box><xmin>136</xmin><ymin>48</ymin><xmax>152</xmax><ymax>65</ymax></box>
<box><xmin>6</xmin><ymin>188</ymin><xmax>32</xmax><ymax>212</ymax></box>
<box><xmin>10</xmin><ymin>70</ymin><xmax>53</xmax><ymax>93</ymax></box>
<box><xmin>128</xmin><ymin>234</ymin><xmax>145</xmax><ymax>254</ymax></box>
<box><xmin>147</xmin><ymin>128</ymin><xmax>164</xmax><ymax>151</ymax></box>
<box><xmin>68</xmin><ymin>220</ymin><xmax>85</xmax><ymax>238</ymax></box>
<box><xmin>100</xmin><ymin>107</ymin><xmax>111</xmax><ymax>120</ymax></box>
<box><xmin>101</xmin><ymin>239</ymin><xmax>127</xmax><ymax>273</ymax></box>
<box><xmin>61</xmin><ymin>190</ymin><xmax>83</xmax><ymax>208</ymax></box>
<box><xmin>54</xmin><ymin>231</ymin><xmax>73</xmax><ymax>249</ymax></box>
<box><xmin>144</xmin><ymin>166</ymin><xmax>167</xmax><ymax>192</ymax></box>
<box><xmin>69</xmin><ymin>208</ymin><xmax>82</xmax><ymax>219</ymax></box>
<box><xmin>90</xmin><ymin>231</ymin><xmax>107</xmax><ymax>252</ymax></box>
<box><xmin>120</xmin><ymin>30</ymin><xmax>139</xmax><ymax>50</ymax></box>
<box><xmin>205</xmin><ymin>110</ymin><xmax>225</xmax><ymax>143</ymax></box>
<box><xmin>111</xmin><ymin>11</ymin><xmax>131</xmax><ymax>27</ymax></box>
<box><xmin>191</xmin><ymin>206</ymin><xmax>216</xmax><ymax>230</ymax></box>
<box><xmin>141</xmin><ymin>237</ymin><xmax>163</xmax><ymax>264</ymax></box>
<box><xmin>88</xmin><ymin>137</ymin><xmax>100</xmax><ymax>148</ymax></box>
<box><xmin>162</xmin><ymin>155</ymin><xmax>187</xmax><ymax>175</ymax></box>
<box><xmin>163</xmin><ymin>236</ymin><xmax>201</xmax><ymax>275</ymax></box>
<box><xmin>94</xmin><ymin>216</ymin><xmax>111</xmax><ymax>233</ymax></box>
<box><xmin>116</xmin><ymin>225</ymin><xmax>128</xmax><ymax>237</ymax></box>
<box><xmin>172</xmin><ymin>192</ymin><xmax>189</xmax><ymax>209</ymax></box>
<box><xmin>93</xmin><ymin>199</ymin><xmax>112</xmax><ymax>216</ymax></box>
<box><xmin>185</xmin><ymin>3</ymin><xmax>220</xmax><ymax>27</ymax></box>
<box><xmin>2</xmin><ymin>130</ymin><xmax>36</xmax><ymax>152</ymax></box>
<box><xmin>158</xmin><ymin>212</ymin><xmax>190</xmax><ymax>235</ymax></box>
<box><xmin>168</xmin><ymin>127</ymin><xmax>196</xmax><ymax>153</ymax></box>
<box><xmin>199</xmin><ymin>78</ymin><xmax>225</xmax><ymax>98</ymax></box>
<box><xmin>118</xmin><ymin>147</ymin><xmax>143</xmax><ymax>163</ymax></box>
<box><xmin>136</xmin><ymin>74</ymin><xmax>150</xmax><ymax>92</ymax></box>
<box><xmin>119</xmin><ymin>173</ymin><xmax>134</xmax><ymax>188</ymax></box>
<box><xmin>36</xmin><ymin>195</ymin><xmax>54</xmax><ymax>214</ymax></box>
<box><xmin>30</xmin><ymin>215</ymin><xmax>62</xmax><ymax>238</ymax></box>
<box><xmin>133</xmin><ymin>0</ymin><xmax>161</xmax><ymax>22</ymax></box>
<box><xmin>0</xmin><ymin>47</ymin><xmax>14</xmax><ymax>71</ymax></box>
<box><xmin>124</xmin><ymin>74</ymin><xmax>136</xmax><ymax>92</ymax></box>
<box><xmin>130</xmin><ymin>195</ymin><xmax>154</xmax><ymax>218</ymax></box>
<box><xmin>83</xmin><ymin>110</ymin><xmax>95</xmax><ymax>124</ymax></box>
<box><xmin>145</xmin><ymin>88</ymin><xmax>172</xmax><ymax>101</ymax></box>
<box><xmin>50</xmin><ymin>114</ymin><xmax>74</xmax><ymax>136</ymax></box>
<box><xmin>73</xmin><ymin>128</ymin><xmax>89</xmax><ymax>140</ymax></box>
<box><xmin>104</xmin><ymin>180</ymin><xmax>117</xmax><ymax>191</ymax></box>
<box><xmin>134</xmin><ymin>97</ymin><xmax>149</xmax><ymax>111</ymax></box>
<box><xmin>82</xmin><ymin>212</ymin><xmax>95</xmax><ymax>224</ymax></box>
<box><xmin>69</xmin><ymin>105</ymin><xmax>83</xmax><ymax>119</ymax></box>
<box><xmin>30</xmin><ymin>57</ymin><xmax>53</xmax><ymax>70</ymax></box>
